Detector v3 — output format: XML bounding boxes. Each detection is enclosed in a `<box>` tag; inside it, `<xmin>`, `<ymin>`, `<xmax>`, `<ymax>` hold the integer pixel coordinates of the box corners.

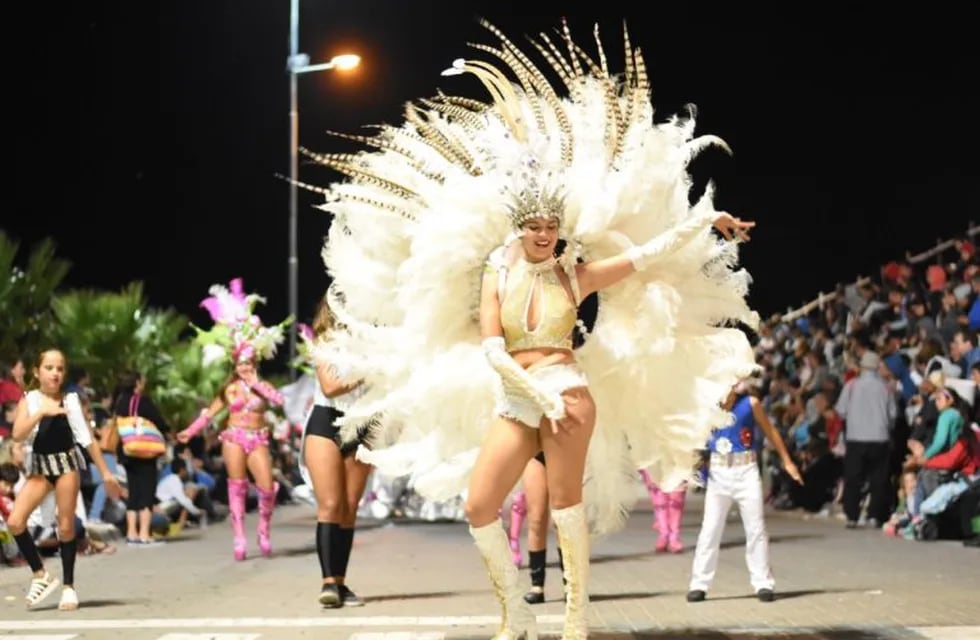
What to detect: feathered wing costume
<box><xmin>305</xmin><ymin>19</ymin><xmax>760</xmax><ymax>537</ymax></box>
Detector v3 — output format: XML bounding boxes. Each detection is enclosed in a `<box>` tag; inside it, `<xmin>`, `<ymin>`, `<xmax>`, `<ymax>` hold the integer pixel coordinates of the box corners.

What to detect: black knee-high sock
<box><xmin>316</xmin><ymin>522</ymin><xmax>339</xmax><ymax>579</ymax></box>
<box><xmin>60</xmin><ymin>538</ymin><xmax>77</xmax><ymax>586</ymax></box>
<box><xmin>13</xmin><ymin>531</ymin><xmax>43</xmax><ymax>573</ymax></box>
<box><xmin>335</xmin><ymin>527</ymin><xmax>354</xmax><ymax>579</ymax></box>
<box><xmin>528</xmin><ymin>549</ymin><xmax>547</xmax><ymax>587</ymax></box>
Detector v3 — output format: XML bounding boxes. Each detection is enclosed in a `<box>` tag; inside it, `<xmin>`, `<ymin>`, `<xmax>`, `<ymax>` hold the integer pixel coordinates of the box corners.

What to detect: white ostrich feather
<box><xmin>309</xmin><ymin>19</ymin><xmax>759</xmax><ymax>536</ymax></box>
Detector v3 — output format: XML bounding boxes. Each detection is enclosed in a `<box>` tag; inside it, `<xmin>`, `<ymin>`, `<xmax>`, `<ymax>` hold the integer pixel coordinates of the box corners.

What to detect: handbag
<box><xmin>117</xmin><ymin>394</ymin><xmax>166</xmax><ymax>459</ymax></box>
<box><xmin>100</xmin><ymin>416</ymin><xmax>120</xmax><ymax>453</ymax></box>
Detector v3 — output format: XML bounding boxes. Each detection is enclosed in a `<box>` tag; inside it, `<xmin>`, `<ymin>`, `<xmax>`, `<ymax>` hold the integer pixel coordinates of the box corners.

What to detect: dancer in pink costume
<box><xmin>639</xmin><ymin>469</ymin><xmax>687</xmax><ymax>553</ymax></box>
<box><xmin>177</xmin><ymin>278</ymin><xmax>290</xmax><ymax>561</ymax></box>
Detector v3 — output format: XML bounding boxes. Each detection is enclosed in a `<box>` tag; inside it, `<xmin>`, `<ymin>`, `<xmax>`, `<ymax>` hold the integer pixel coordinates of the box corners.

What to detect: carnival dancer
<box><xmin>297</xmin><ymin>297</ymin><xmax>373</xmax><ymax>608</ymax></box>
<box><xmin>177</xmin><ymin>278</ymin><xmax>289</xmax><ymax>561</ymax></box>
<box><xmin>7</xmin><ymin>348</ymin><xmax>121</xmax><ymax>610</ymax></box>
<box><xmin>305</xmin><ymin>19</ymin><xmax>763</xmax><ymax>639</ymax></box>
<box><xmin>687</xmin><ymin>382</ymin><xmax>802</xmax><ymax>603</ymax></box>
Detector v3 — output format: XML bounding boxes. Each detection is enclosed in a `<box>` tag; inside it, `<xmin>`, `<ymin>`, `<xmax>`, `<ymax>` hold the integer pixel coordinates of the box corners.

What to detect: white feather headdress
<box><xmin>304</xmin><ymin>19</ymin><xmax>760</xmax><ymax>536</ymax></box>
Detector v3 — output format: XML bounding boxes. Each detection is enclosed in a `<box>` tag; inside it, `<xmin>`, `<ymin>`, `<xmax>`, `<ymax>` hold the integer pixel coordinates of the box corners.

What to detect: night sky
<box><xmin>9</xmin><ymin>2</ymin><xmax>977</xmax><ymax>339</ymax></box>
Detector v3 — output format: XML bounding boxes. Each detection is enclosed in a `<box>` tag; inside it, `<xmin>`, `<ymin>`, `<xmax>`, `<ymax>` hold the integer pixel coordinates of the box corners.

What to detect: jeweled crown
<box><xmin>503</xmin><ymin>156</ymin><xmax>565</xmax><ymax>229</ymax></box>
<box><xmin>505</xmin><ymin>184</ymin><xmax>565</xmax><ymax>229</ymax></box>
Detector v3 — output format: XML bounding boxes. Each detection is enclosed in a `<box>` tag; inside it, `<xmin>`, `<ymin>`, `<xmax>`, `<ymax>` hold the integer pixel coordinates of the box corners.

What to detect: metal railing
<box><xmin>774</xmin><ymin>222</ymin><xmax>977</xmax><ymax>324</ymax></box>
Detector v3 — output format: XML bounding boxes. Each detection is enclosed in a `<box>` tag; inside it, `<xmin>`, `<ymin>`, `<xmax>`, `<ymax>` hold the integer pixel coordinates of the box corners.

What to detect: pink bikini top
<box><xmin>224</xmin><ymin>382</ymin><xmax>267</xmax><ymax>429</ymax></box>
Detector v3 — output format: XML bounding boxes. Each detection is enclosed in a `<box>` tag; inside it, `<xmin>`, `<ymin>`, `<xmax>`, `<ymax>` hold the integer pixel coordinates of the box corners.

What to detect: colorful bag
<box><xmin>118</xmin><ymin>395</ymin><xmax>165</xmax><ymax>459</ymax></box>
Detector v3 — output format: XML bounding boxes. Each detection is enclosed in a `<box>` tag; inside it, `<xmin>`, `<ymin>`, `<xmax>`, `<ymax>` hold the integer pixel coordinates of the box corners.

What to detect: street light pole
<box><xmin>286</xmin><ymin>0</ymin><xmax>359</xmax><ymax>377</ymax></box>
<box><xmin>288</xmin><ymin>0</ymin><xmax>300</xmax><ymax>378</ymax></box>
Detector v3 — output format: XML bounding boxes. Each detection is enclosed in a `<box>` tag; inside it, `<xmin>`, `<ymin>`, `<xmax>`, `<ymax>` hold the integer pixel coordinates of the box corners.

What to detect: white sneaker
<box><xmin>368</xmin><ymin>500</ymin><xmax>391</xmax><ymax>519</ymax></box>
<box><xmin>85</xmin><ymin>521</ymin><xmax>119</xmax><ymax>540</ymax></box>
<box><xmin>58</xmin><ymin>586</ymin><xmax>79</xmax><ymax>611</ymax></box>
<box><xmin>25</xmin><ymin>571</ymin><xmax>60</xmax><ymax>608</ymax></box>
<box><xmin>140</xmin><ymin>538</ymin><xmax>165</xmax><ymax>547</ymax></box>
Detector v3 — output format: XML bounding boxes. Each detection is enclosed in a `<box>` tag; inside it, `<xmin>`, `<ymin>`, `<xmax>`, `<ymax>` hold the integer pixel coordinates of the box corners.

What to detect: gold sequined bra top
<box><xmin>500</xmin><ymin>257</ymin><xmax>578</xmax><ymax>353</ymax></box>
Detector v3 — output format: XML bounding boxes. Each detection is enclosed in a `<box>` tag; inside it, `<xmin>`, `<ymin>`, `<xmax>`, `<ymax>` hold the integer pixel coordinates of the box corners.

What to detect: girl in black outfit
<box><xmin>299</xmin><ymin>298</ymin><xmax>373</xmax><ymax>608</ymax></box>
<box><xmin>8</xmin><ymin>349</ymin><xmax>120</xmax><ymax>610</ymax></box>
<box><xmin>110</xmin><ymin>371</ymin><xmax>169</xmax><ymax>545</ymax></box>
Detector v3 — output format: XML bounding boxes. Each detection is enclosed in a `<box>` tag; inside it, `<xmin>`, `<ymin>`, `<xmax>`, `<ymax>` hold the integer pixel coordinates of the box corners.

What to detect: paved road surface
<box><xmin>2</xmin><ymin>491</ymin><xmax>977</xmax><ymax>639</ymax></box>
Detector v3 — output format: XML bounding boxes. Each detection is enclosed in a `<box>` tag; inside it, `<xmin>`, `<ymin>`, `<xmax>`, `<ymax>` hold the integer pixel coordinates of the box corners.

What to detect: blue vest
<box><xmin>708</xmin><ymin>395</ymin><xmax>756</xmax><ymax>453</ymax></box>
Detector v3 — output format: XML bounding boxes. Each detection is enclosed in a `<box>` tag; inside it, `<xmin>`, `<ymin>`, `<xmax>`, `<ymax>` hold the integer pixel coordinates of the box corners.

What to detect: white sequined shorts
<box><xmin>494</xmin><ymin>363</ymin><xmax>589</xmax><ymax>429</ymax></box>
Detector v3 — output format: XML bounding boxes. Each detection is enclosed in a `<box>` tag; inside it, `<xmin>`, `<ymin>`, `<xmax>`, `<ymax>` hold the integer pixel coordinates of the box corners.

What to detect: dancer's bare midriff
<box><xmin>510</xmin><ymin>347</ymin><xmax>575</xmax><ymax>371</ymax></box>
<box><xmin>226</xmin><ymin>411</ymin><xmax>264</xmax><ymax>431</ymax></box>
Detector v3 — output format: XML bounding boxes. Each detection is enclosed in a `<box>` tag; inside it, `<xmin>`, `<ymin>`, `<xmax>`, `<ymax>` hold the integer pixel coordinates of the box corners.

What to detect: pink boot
<box><xmin>256</xmin><ymin>482</ymin><xmax>279</xmax><ymax>558</ymax></box>
<box><xmin>652</xmin><ymin>487</ymin><xmax>669</xmax><ymax>552</ymax></box>
<box><xmin>227</xmin><ymin>478</ymin><xmax>249</xmax><ymax>561</ymax></box>
<box><xmin>640</xmin><ymin>471</ymin><xmax>670</xmax><ymax>552</ymax></box>
<box><xmin>666</xmin><ymin>486</ymin><xmax>687</xmax><ymax>553</ymax></box>
<box><xmin>509</xmin><ymin>491</ymin><xmax>527</xmax><ymax>566</ymax></box>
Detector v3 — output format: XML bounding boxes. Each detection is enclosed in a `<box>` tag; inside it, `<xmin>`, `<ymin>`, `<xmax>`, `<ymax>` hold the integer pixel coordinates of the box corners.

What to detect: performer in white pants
<box><xmin>687</xmin><ymin>384</ymin><xmax>802</xmax><ymax>603</ymax></box>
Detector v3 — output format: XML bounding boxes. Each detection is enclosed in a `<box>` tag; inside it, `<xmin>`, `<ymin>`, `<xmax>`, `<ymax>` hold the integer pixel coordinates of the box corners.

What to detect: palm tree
<box><xmin>0</xmin><ymin>233</ymin><xmax>228</xmax><ymax>428</ymax></box>
<box><xmin>153</xmin><ymin>340</ymin><xmax>228</xmax><ymax>429</ymax></box>
<box><xmin>46</xmin><ymin>282</ymin><xmax>224</xmax><ymax>427</ymax></box>
<box><xmin>48</xmin><ymin>282</ymin><xmax>151</xmax><ymax>396</ymax></box>
<box><xmin>0</xmin><ymin>231</ymin><xmax>71</xmax><ymax>361</ymax></box>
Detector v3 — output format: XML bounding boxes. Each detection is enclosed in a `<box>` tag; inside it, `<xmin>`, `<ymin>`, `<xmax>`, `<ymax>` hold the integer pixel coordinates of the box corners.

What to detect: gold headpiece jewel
<box><xmin>503</xmin><ymin>155</ymin><xmax>565</xmax><ymax>230</ymax></box>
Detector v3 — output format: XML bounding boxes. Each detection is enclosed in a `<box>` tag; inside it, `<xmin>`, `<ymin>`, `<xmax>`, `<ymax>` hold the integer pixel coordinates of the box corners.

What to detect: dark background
<box><xmin>7</xmin><ymin>2</ymin><xmax>976</xmax><ymax>334</ymax></box>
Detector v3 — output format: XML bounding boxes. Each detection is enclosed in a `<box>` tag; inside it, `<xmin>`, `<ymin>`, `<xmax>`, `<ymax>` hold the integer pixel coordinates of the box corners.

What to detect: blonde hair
<box><xmin>311</xmin><ymin>296</ymin><xmax>336</xmax><ymax>339</ymax></box>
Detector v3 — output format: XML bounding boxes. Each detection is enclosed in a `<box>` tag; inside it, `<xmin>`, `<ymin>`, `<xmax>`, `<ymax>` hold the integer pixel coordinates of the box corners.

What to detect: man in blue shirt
<box><xmin>687</xmin><ymin>382</ymin><xmax>802</xmax><ymax>604</ymax></box>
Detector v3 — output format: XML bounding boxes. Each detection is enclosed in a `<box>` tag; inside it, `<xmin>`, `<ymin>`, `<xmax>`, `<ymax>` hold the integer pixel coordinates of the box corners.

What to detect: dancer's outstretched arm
<box><xmin>177</xmin><ymin>395</ymin><xmax>226</xmax><ymax>443</ymax></box>
<box><xmin>751</xmin><ymin>396</ymin><xmax>803</xmax><ymax>485</ymax></box>
<box><xmin>575</xmin><ymin>212</ymin><xmax>754</xmax><ymax>299</ymax></box>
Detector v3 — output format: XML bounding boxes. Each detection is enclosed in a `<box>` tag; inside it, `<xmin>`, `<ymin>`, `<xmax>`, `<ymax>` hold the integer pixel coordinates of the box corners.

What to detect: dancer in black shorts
<box><xmin>299</xmin><ymin>297</ymin><xmax>373</xmax><ymax>608</ymax></box>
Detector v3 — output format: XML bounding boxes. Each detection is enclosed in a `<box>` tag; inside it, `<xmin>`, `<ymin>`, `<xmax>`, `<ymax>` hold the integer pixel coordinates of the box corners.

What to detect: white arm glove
<box><xmin>64</xmin><ymin>392</ymin><xmax>93</xmax><ymax>447</ymax></box>
<box><xmin>483</xmin><ymin>337</ymin><xmax>565</xmax><ymax>420</ymax></box>
<box><xmin>626</xmin><ymin>211</ymin><xmax>716</xmax><ymax>271</ymax></box>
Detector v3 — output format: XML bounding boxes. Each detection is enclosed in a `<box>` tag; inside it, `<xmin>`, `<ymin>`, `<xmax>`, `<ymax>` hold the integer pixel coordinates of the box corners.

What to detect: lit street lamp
<box><xmin>287</xmin><ymin>0</ymin><xmax>359</xmax><ymax>376</ymax></box>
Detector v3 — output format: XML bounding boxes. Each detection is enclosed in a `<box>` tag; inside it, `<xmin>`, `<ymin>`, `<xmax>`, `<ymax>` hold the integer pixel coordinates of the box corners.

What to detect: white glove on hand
<box><xmin>483</xmin><ymin>337</ymin><xmax>565</xmax><ymax>421</ymax></box>
<box><xmin>626</xmin><ymin>211</ymin><xmax>717</xmax><ymax>272</ymax></box>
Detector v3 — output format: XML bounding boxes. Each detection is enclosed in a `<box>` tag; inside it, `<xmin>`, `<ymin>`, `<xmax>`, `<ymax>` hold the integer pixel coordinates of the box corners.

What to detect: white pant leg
<box><xmin>689</xmin><ymin>467</ymin><xmax>735</xmax><ymax>591</ymax></box>
<box><xmin>733</xmin><ymin>463</ymin><xmax>774</xmax><ymax>591</ymax></box>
